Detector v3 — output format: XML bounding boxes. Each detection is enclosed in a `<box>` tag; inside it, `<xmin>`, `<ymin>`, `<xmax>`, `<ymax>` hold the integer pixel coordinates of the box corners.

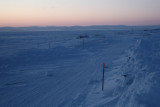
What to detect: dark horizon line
<box><xmin>1</xmin><ymin>24</ymin><xmax>160</xmax><ymax>28</ymax></box>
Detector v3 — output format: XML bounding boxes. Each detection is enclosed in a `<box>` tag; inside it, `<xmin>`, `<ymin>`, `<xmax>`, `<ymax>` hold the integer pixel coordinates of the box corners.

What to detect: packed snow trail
<box><xmin>84</xmin><ymin>29</ymin><xmax>160</xmax><ymax>107</ymax></box>
<box><xmin>0</xmin><ymin>29</ymin><xmax>159</xmax><ymax>107</ymax></box>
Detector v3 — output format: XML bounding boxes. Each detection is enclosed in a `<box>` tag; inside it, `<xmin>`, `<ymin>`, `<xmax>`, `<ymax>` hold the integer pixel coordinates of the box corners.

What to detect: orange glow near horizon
<box><xmin>0</xmin><ymin>0</ymin><xmax>160</xmax><ymax>27</ymax></box>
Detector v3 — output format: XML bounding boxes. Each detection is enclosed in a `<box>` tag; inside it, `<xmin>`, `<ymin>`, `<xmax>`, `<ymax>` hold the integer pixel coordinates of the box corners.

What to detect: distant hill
<box><xmin>0</xmin><ymin>25</ymin><xmax>160</xmax><ymax>32</ymax></box>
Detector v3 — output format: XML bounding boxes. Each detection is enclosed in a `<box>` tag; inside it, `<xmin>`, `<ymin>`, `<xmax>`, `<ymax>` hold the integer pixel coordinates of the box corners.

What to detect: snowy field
<box><xmin>0</xmin><ymin>28</ymin><xmax>160</xmax><ymax>107</ymax></box>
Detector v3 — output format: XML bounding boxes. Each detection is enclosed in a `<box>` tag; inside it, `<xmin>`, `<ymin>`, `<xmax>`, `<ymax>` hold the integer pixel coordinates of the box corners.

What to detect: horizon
<box><xmin>1</xmin><ymin>0</ymin><xmax>160</xmax><ymax>27</ymax></box>
<box><xmin>1</xmin><ymin>24</ymin><xmax>160</xmax><ymax>28</ymax></box>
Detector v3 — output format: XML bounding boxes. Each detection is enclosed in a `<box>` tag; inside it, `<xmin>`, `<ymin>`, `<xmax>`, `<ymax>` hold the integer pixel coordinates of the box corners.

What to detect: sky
<box><xmin>0</xmin><ymin>0</ymin><xmax>160</xmax><ymax>27</ymax></box>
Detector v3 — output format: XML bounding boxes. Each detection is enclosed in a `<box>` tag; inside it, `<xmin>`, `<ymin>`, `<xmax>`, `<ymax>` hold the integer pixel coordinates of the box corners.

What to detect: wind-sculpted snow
<box><xmin>84</xmin><ymin>30</ymin><xmax>160</xmax><ymax>107</ymax></box>
<box><xmin>0</xmin><ymin>29</ymin><xmax>160</xmax><ymax>107</ymax></box>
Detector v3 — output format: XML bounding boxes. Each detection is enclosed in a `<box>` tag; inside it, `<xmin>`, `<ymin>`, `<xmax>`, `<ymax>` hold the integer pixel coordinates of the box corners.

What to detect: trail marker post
<box><xmin>102</xmin><ymin>63</ymin><xmax>105</xmax><ymax>91</ymax></box>
<box><xmin>83</xmin><ymin>39</ymin><xmax>84</xmax><ymax>49</ymax></box>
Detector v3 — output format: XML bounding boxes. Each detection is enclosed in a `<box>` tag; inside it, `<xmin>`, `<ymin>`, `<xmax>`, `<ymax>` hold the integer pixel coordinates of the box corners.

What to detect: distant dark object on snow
<box><xmin>76</xmin><ymin>35</ymin><xmax>89</xmax><ymax>39</ymax></box>
<box><xmin>122</xmin><ymin>74</ymin><xmax>127</xmax><ymax>78</ymax></box>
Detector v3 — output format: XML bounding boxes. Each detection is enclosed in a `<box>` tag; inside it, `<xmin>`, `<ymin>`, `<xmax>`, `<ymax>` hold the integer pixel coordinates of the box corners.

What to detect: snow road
<box><xmin>0</xmin><ymin>29</ymin><xmax>160</xmax><ymax>107</ymax></box>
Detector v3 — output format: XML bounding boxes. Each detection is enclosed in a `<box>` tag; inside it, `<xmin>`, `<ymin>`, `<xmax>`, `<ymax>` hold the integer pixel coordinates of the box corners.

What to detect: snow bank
<box><xmin>84</xmin><ymin>29</ymin><xmax>160</xmax><ymax>107</ymax></box>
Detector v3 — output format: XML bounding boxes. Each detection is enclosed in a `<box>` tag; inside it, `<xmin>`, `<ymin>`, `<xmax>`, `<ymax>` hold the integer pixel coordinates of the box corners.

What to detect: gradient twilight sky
<box><xmin>0</xmin><ymin>0</ymin><xmax>160</xmax><ymax>27</ymax></box>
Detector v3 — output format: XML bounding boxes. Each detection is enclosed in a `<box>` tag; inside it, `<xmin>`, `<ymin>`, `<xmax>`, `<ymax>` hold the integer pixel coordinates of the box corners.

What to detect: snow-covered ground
<box><xmin>0</xmin><ymin>29</ymin><xmax>160</xmax><ymax>107</ymax></box>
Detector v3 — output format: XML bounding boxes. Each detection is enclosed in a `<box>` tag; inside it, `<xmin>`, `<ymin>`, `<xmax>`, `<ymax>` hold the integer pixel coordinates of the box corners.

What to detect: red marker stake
<box><xmin>102</xmin><ymin>63</ymin><xmax>105</xmax><ymax>91</ymax></box>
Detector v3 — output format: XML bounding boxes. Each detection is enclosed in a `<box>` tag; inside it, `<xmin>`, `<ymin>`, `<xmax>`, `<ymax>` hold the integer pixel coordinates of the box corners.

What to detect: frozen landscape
<box><xmin>0</xmin><ymin>26</ymin><xmax>160</xmax><ymax>107</ymax></box>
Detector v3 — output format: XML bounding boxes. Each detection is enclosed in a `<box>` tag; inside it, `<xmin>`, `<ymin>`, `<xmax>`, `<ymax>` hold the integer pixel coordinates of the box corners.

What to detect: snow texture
<box><xmin>0</xmin><ymin>28</ymin><xmax>160</xmax><ymax>107</ymax></box>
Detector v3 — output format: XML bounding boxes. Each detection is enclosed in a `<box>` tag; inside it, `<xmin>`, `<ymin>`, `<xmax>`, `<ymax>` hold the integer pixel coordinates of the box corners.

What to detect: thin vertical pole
<box><xmin>102</xmin><ymin>66</ymin><xmax>104</xmax><ymax>91</ymax></box>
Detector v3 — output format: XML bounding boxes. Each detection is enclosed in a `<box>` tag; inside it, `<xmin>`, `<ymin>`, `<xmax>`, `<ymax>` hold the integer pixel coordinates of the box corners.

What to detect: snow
<box><xmin>0</xmin><ymin>28</ymin><xmax>160</xmax><ymax>107</ymax></box>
